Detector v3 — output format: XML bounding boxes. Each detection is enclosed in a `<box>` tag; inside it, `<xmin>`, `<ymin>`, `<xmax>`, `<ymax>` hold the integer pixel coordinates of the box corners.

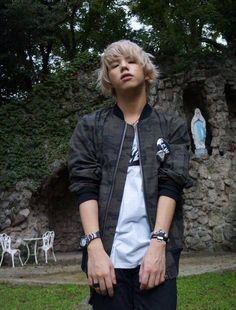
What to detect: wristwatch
<box><xmin>151</xmin><ymin>229</ymin><xmax>169</xmax><ymax>243</ymax></box>
<box><xmin>79</xmin><ymin>231</ymin><xmax>101</xmax><ymax>248</ymax></box>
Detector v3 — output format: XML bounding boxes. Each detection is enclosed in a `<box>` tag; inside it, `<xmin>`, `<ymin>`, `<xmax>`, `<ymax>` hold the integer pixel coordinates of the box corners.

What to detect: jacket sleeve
<box><xmin>68</xmin><ymin>114</ymin><xmax>101</xmax><ymax>206</ymax></box>
<box><xmin>158</xmin><ymin>113</ymin><xmax>191</xmax><ymax>201</ymax></box>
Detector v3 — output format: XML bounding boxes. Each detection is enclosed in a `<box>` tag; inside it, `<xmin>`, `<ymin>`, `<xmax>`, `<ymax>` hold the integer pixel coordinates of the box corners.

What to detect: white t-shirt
<box><xmin>110</xmin><ymin>125</ymin><xmax>151</xmax><ymax>268</ymax></box>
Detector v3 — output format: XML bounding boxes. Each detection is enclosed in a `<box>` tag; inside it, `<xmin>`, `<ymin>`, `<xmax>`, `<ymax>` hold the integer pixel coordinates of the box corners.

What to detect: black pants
<box><xmin>89</xmin><ymin>266</ymin><xmax>177</xmax><ymax>310</ymax></box>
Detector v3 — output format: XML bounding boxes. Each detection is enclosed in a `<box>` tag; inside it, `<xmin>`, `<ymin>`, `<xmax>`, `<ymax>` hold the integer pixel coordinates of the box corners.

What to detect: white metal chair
<box><xmin>0</xmin><ymin>233</ymin><xmax>23</xmax><ymax>268</ymax></box>
<box><xmin>38</xmin><ymin>231</ymin><xmax>57</xmax><ymax>264</ymax></box>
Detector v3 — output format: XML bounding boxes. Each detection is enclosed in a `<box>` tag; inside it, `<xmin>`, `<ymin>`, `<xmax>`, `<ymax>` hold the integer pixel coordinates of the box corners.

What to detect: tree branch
<box><xmin>201</xmin><ymin>37</ymin><xmax>227</xmax><ymax>51</ymax></box>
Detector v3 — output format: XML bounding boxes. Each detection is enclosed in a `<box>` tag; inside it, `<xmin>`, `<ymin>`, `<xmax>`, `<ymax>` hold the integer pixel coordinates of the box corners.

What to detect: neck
<box><xmin>116</xmin><ymin>88</ymin><xmax>147</xmax><ymax>124</ymax></box>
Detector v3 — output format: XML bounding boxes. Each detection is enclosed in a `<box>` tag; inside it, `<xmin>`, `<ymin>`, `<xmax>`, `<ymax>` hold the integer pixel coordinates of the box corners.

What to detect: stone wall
<box><xmin>0</xmin><ymin>179</ymin><xmax>49</xmax><ymax>249</ymax></box>
<box><xmin>154</xmin><ymin>58</ymin><xmax>236</xmax><ymax>251</ymax></box>
<box><xmin>0</xmin><ymin>58</ymin><xmax>235</xmax><ymax>253</ymax></box>
<box><xmin>0</xmin><ymin>162</ymin><xmax>81</xmax><ymax>253</ymax></box>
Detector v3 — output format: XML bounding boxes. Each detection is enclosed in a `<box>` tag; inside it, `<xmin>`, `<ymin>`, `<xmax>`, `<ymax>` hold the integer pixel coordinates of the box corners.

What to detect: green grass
<box><xmin>177</xmin><ymin>271</ymin><xmax>236</xmax><ymax>310</ymax></box>
<box><xmin>0</xmin><ymin>284</ymin><xmax>89</xmax><ymax>310</ymax></box>
<box><xmin>0</xmin><ymin>271</ymin><xmax>235</xmax><ymax>309</ymax></box>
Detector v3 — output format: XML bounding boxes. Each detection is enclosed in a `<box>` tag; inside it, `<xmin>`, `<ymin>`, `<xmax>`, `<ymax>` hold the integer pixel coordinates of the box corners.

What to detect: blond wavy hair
<box><xmin>97</xmin><ymin>40</ymin><xmax>158</xmax><ymax>97</ymax></box>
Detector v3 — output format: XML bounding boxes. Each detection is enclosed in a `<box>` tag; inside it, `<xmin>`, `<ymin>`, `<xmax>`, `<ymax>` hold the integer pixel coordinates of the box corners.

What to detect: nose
<box><xmin>120</xmin><ymin>59</ymin><xmax>129</xmax><ymax>71</ymax></box>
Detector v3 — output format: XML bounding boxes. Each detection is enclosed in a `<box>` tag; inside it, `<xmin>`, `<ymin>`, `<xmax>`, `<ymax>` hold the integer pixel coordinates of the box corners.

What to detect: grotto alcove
<box><xmin>34</xmin><ymin>166</ymin><xmax>81</xmax><ymax>252</ymax></box>
<box><xmin>183</xmin><ymin>82</ymin><xmax>212</xmax><ymax>155</ymax></box>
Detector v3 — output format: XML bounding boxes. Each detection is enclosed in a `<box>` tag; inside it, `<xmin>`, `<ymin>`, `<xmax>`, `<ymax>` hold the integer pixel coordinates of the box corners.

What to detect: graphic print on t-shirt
<box><xmin>129</xmin><ymin>135</ymin><xmax>139</xmax><ymax>166</ymax></box>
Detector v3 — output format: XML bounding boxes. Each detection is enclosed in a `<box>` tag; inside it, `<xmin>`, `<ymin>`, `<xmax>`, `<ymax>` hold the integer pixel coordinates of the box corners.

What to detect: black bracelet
<box><xmin>151</xmin><ymin>229</ymin><xmax>169</xmax><ymax>243</ymax></box>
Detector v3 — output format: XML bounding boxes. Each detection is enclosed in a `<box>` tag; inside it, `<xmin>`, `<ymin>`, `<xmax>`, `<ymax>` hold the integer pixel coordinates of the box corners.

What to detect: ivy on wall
<box><xmin>0</xmin><ymin>52</ymin><xmax>112</xmax><ymax>189</ymax></box>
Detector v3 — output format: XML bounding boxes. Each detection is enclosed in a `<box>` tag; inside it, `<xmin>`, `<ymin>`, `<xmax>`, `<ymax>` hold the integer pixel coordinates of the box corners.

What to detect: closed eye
<box><xmin>126</xmin><ymin>57</ymin><xmax>137</xmax><ymax>64</ymax></box>
<box><xmin>110</xmin><ymin>63</ymin><xmax>119</xmax><ymax>69</ymax></box>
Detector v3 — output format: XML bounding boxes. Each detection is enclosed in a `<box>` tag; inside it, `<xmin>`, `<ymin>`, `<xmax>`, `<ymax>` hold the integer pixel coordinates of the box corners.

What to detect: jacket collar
<box><xmin>113</xmin><ymin>103</ymin><xmax>152</xmax><ymax>121</ymax></box>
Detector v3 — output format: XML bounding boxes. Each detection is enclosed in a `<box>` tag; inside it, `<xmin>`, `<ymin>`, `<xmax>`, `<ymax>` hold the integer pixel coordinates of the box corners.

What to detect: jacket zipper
<box><xmin>101</xmin><ymin>122</ymin><xmax>128</xmax><ymax>237</ymax></box>
<box><xmin>136</xmin><ymin>123</ymin><xmax>152</xmax><ymax>229</ymax></box>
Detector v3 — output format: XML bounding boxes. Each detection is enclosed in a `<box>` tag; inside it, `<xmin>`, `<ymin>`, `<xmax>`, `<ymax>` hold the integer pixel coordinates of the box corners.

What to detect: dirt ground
<box><xmin>0</xmin><ymin>251</ymin><xmax>235</xmax><ymax>310</ymax></box>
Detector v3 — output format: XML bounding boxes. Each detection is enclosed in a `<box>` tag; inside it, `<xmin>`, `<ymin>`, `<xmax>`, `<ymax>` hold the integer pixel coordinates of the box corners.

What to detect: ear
<box><xmin>144</xmin><ymin>73</ymin><xmax>150</xmax><ymax>81</ymax></box>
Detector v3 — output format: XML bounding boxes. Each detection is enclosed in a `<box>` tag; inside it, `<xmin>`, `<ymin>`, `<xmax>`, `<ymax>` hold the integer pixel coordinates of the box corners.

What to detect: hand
<box><xmin>139</xmin><ymin>240</ymin><xmax>166</xmax><ymax>290</ymax></box>
<box><xmin>87</xmin><ymin>239</ymin><xmax>116</xmax><ymax>297</ymax></box>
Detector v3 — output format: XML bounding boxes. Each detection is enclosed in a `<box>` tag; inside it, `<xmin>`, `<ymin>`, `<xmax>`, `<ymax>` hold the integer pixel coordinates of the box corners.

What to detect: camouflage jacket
<box><xmin>68</xmin><ymin>104</ymin><xmax>190</xmax><ymax>279</ymax></box>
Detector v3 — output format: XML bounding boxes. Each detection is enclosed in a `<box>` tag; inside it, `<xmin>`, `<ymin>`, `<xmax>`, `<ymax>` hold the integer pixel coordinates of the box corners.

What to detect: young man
<box><xmin>68</xmin><ymin>40</ymin><xmax>190</xmax><ymax>310</ymax></box>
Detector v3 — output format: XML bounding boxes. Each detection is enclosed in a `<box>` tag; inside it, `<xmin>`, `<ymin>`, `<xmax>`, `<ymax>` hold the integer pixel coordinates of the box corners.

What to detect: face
<box><xmin>107</xmin><ymin>55</ymin><xmax>148</xmax><ymax>95</ymax></box>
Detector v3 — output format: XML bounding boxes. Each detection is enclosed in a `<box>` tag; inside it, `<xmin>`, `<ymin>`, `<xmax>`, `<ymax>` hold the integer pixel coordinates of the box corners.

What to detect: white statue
<box><xmin>191</xmin><ymin>108</ymin><xmax>208</xmax><ymax>156</ymax></box>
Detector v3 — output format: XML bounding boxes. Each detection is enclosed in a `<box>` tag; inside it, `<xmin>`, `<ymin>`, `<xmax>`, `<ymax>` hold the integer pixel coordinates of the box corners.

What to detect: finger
<box><xmin>154</xmin><ymin>271</ymin><xmax>165</xmax><ymax>286</ymax></box>
<box><xmin>139</xmin><ymin>263</ymin><xmax>143</xmax><ymax>283</ymax></box>
<box><xmin>110</xmin><ymin>266</ymin><xmax>117</xmax><ymax>285</ymax></box>
<box><xmin>99</xmin><ymin>278</ymin><xmax>107</xmax><ymax>296</ymax></box>
<box><xmin>160</xmin><ymin>271</ymin><xmax>166</xmax><ymax>284</ymax></box>
<box><xmin>94</xmin><ymin>287</ymin><xmax>102</xmax><ymax>295</ymax></box>
<box><xmin>105</xmin><ymin>275</ymin><xmax>114</xmax><ymax>297</ymax></box>
<box><xmin>88</xmin><ymin>275</ymin><xmax>93</xmax><ymax>287</ymax></box>
<box><xmin>147</xmin><ymin>272</ymin><xmax>156</xmax><ymax>289</ymax></box>
<box><xmin>154</xmin><ymin>274</ymin><xmax>160</xmax><ymax>286</ymax></box>
<box><xmin>93</xmin><ymin>278</ymin><xmax>102</xmax><ymax>295</ymax></box>
<box><xmin>140</xmin><ymin>270</ymin><xmax>149</xmax><ymax>290</ymax></box>
<box><xmin>90</xmin><ymin>276</ymin><xmax>99</xmax><ymax>289</ymax></box>
<box><xmin>158</xmin><ymin>268</ymin><xmax>166</xmax><ymax>284</ymax></box>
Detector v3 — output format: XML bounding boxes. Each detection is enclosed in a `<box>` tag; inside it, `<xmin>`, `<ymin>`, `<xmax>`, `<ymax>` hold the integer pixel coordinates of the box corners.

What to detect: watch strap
<box><xmin>80</xmin><ymin>231</ymin><xmax>100</xmax><ymax>248</ymax></box>
<box><xmin>87</xmin><ymin>231</ymin><xmax>100</xmax><ymax>244</ymax></box>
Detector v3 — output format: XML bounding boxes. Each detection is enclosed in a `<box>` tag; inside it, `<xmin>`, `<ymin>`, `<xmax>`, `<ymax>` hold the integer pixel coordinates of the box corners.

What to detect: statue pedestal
<box><xmin>195</xmin><ymin>148</ymin><xmax>208</xmax><ymax>157</ymax></box>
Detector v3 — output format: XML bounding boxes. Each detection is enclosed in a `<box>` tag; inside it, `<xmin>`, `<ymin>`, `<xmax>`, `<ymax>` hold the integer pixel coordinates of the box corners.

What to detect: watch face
<box><xmin>79</xmin><ymin>237</ymin><xmax>87</xmax><ymax>248</ymax></box>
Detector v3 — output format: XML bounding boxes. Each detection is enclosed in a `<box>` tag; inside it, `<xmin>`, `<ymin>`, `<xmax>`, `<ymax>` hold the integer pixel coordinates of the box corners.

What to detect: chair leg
<box><xmin>0</xmin><ymin>253</ymin><xmax>4</xmax><ymax>267</ymax></box>
<box><xmin>45</xmin><ymin>250</ymin><xmax>48</xmax><ymax>264</ymax></box>
<box><xmin>52</xmin><ymin>247</ymin><xmax>57</xmax><ymax>262</ymax></box>
<box><xmin>11</xmin><ymin>254</ymin><xmax>15</xmax><ymax>268</ymax></box>
<box><xmin>18</xmin><ymin>253</ymin><xmax>23</xmax><ymax>266</ymax></box>
<box><xmin>16</xmin><ymin>250</ymin><xmax>23</xmax><ymax>266</ymax></box>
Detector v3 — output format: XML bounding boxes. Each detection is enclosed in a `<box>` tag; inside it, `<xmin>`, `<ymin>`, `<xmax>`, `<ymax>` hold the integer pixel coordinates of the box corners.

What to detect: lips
<box><xmin>121</xmin><ymin>73</ymin><xmax>133</xmax><ymax>81</ymax></box>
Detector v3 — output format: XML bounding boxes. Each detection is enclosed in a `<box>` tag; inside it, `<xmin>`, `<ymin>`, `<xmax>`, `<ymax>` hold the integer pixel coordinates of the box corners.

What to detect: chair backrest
<box><xmin>0</xmin><ymin>233</ymin><xmax>12</xmax><ymax>252</ymax></box>
<box><xmin>42</xmin><ymin>231</ymin><xmax>55</xmax><ymax>249</ymax></box>
<box><xmin>0</xmin><ymin>234</ymin><xmax>4</xmax><ymax>249</ymax></box>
